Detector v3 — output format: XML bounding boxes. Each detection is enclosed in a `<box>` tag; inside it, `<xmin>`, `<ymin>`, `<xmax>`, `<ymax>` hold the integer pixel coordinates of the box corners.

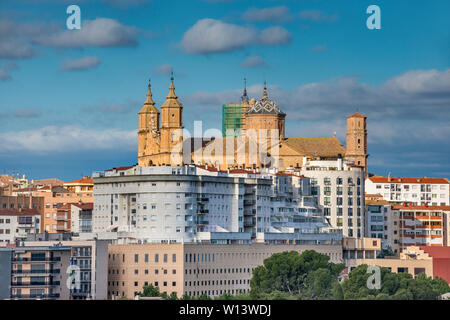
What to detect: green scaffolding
<box><xmin>222</xmin><ymin>104</ymin><xmax>242</xmax><ymax>137</ymax></box>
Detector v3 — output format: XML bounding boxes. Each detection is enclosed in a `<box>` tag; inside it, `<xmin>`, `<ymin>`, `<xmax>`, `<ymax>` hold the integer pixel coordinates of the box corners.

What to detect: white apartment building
<box><xmin>0</xmin><ymin>209</ymin><xmax>40</xmax><ymax>243</ymax></box>
<box><xmin>70</xmin><ymin>203</ymin><xmax>93</xmax><ymax>234</ymax></box>
<box><xmin>92</xmin><ymin>165</ymin><xmax>342</xmax><ymax>245</ymax></box>
<box><xmin>294</xmin><ymin>157</ymin><xmax>366</xmax><ymax>238</ymax></box>
<box><xmin>365</xmin><ymin>176</ymin><xmax>449</xmax><ymax>205</ymax></box>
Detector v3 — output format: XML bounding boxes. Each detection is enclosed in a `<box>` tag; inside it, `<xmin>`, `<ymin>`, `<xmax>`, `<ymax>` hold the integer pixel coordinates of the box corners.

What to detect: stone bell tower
<box><xmin>159</xmin><ymin>73</ymin><xmax>184</xmax><ymax>166</ymax></box>
<box><xmin>345</xmin><ymin>112</ymin><xmax>368</xmax><ymax>175</ymax></box>
<box><xmin>138</xmin><ymin>80</ymin><xmax>160</xmax><ymax>166</ymax></box>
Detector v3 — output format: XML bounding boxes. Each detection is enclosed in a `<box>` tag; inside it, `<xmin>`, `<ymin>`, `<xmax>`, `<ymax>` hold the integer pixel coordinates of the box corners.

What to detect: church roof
<box><xmin>347</xmin><ymin>112</ymin><xmax>366</xmax><ymax>118</ymax></box>
<box><xmin>247</xmin><ymin>83</ymin><xmax>285</xmax><ymax>115</ymax></box>
<box><xmin>281</xmin><ymin>137</ymin><xmax>346</xmax><ymax>157</ymax></box>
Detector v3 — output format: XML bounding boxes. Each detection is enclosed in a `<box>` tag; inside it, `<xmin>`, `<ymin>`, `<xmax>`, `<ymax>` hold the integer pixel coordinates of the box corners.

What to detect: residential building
<box><xmin>92</xmin><ymin>165</ymin><xmax>342</xmax><ymax>245</ymax></box>
<box><xmin>0</xmin><ymin>208</ymin><xmax>41</xmax><ymax>243</ymax></box>
<box><xmin>71</xmin><ymin>203</ymin><xmax>93</xmax><ymax>234</ymax></box>
<box><xmin>392</xmin><ymin>204</ymin><xmax>450</xmax><ymax>250</ymax></box>
<box><xmin>64</xmin><ymin>177</ymin><xmax>94</xmax><ymax>194</ymax></box>
<box><xmin>365</xmin><ymin>199</ymin><xmax>400</xmax><ymax>253</ymax></box>
<box><xmin>298</xmin><ymin>157</ymin><xmax>366</xmax><ymax>238</ymax></box>
<box><xmin>365</xmin><ymin>176</ymin><xmax>450</xmax><ymax>205</ymax></box>
<box><xmin>107</xmin><ymin>242</ymin><xmax>343</xmax><ymax>299</ymax></box>
<box><xmin>32</xmin><ymin>186</ymin><xmax>93</xmax><ymax>234</ymax></box>
<box><xmin>0</xmin><ymin>238</ymin><xmax>108</xmax><ymax>300</ymax></box>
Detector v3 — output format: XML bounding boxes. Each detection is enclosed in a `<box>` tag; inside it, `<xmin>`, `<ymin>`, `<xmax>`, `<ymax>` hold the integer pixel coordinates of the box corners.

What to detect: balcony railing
<box><xmin>10</xmin><ymin>293</ymin><xmax>60</xmax><ymax>299</ymax></box>
<box><xmin>11</xmin><ymin>281</ymin><xmax>60</xmax><ymax>287</ymax></box>
<box><xmin>12</xmin><ymin>269</ymin><xmax>61</xmax><ymax>275</ymax></box>
<box><xmin>12</xmin><ymin>257</ymin><xmax>61</xmax><ymax>262</ymax></box>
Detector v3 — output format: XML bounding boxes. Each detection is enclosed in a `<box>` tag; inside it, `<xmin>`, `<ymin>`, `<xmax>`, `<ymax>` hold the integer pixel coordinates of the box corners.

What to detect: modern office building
<box><xmin>107</xmin><ymin>242</ymin><xmax>343</xmax><ymax>299</ymax></box>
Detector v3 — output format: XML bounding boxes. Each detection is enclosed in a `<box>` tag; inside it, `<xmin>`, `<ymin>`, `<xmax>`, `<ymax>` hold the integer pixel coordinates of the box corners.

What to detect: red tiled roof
<box><xmin>65</xmin><ymin>177</ymin><xmax>93</xmax><ymax>184</ymax></box>
<box><xmin>392</xmin><ymin>204</ymin><xmax>450</xmax><ymax>211</ymax></box>
<box><xmin>72</xmin><ymin>203</ymin><xmax>93</xmax><ymax>210</ymax></box>
<box><xmin>105</xmin><ymin>166</ymin><xmax>135</xmax><ymax>172</ymax></box>
<box><xmin>369</xmin><ymin>176</ymin><xmax>449</xmax><ymax>184</ymax></box>
<box><xmin>0</xmin><ymin>208</ymin><xmax>40</xmax><ymax>216</ymax></box>
<box><xmin>228</xmin><ymin>169</ymin><xmax>257</xmax><ymax>174</ymax></box>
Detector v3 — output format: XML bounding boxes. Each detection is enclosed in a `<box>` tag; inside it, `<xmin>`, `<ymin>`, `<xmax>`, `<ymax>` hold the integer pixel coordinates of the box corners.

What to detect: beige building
<box><xmin>32</xmin><ymin>186</ymin><xmax>93</xmax><ymax>234</ymax></box>
<box><xmin>345</xmin><ymin>245</ymin><xmax>435</xmax><ymax>280</ymax></box>
<box><xmin>107</xmin><ymin>243</ymin><xmax>343</xmax><ymax>299</ymax></box>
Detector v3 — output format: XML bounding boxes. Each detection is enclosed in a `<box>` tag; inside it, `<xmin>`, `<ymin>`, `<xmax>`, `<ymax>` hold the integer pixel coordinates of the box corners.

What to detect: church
<box><xmin>137</xmin><ymin>75</ymin><xmax>368</xmax><ymax>174</ymax></box>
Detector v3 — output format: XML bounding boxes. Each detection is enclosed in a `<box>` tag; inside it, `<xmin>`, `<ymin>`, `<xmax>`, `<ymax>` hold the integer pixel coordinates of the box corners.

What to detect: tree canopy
<box><xmin>340</xmin><ymin>264</ymin><xmax>450</xmax><ymax>300</ymax></box>
<box><xmin>250</xmin><ymin>250</ymin><xmax>345</xmax><ymax>300</ymax></box>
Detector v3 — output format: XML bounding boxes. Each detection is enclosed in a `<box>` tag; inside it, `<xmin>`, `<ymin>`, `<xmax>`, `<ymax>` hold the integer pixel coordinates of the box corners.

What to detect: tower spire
<box><xmin>263</xmin><ymin>80</ymin><xmax>268</xmax><ymax>98</ymax></box>
<box><xmin>144</xmin><ymin>78</ymin><xmax>155</xmax><ymax>105</ymax></box>
<box><xmin>167</xmin><ymin>71</ymin><xmax>177</xmax><ymax>99</ymax></box>
<box><xmin>241</xmin><ymin>77</ymin><xmax>249</xmax><ymax>103</ymax></box>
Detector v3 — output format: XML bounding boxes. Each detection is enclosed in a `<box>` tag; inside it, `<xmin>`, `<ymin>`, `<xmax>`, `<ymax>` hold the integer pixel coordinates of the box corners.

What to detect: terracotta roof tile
<box><xmin>282</xmin><ymin>137</ymin><xmax>346</xmax><ymax>158</ymax></box>
<box><xmin>369</xmin><ymin>176</ymin><xmax>449</xmax><ymax>184</ymax></box>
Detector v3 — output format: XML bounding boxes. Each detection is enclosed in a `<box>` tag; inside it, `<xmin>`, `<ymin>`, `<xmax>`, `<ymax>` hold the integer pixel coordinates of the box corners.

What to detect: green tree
<box><xmin>142</xmin><ymin>284</ymin><xmax>161</xmax><ymax>297</ymax></box>
<box><xmin>250</xmin><ymin>250</ymin><xmax>345</xmax><ymax>300</ymax></box>
<box><xmin>340</xmin><ymin>264</ymin><xmax>450</xmax><ymax>300</ymax></box>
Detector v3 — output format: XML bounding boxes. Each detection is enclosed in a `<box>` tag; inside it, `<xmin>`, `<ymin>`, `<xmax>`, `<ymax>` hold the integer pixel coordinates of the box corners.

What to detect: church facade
<box><xmin>137</xmin><ymin>77</ymin><xmax>368</xmax><ymax>174</ymax></box>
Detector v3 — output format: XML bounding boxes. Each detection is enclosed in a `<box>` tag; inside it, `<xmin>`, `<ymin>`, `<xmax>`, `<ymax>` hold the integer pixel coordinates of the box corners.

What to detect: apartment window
<box><xmin>336</xmin><ymin>177</ymin><xmax>343</xmax><ymax>185</ymax></box>
<box><xmin>155</xmin><ymin>254</ymin><xmax>159</xmax><ymax>263</ymax></box>
<box><xmin>172</xmin><ymin>254</ymin><xmax>176</xmax><ymax>262</ymax></box>
<box><xmin>135</xmin><ymin>254</ymin><xmax>139</xmax><ymax>263</ymax></box>
<box><xmin>145</xmin><ymin>254</ymin><xmax>148</xmax><ymax>262</ymax></box>
<box><xmin>163</xmin><ymin>254</ymin><xmax>168</xmax><ymax>263</ymax></box>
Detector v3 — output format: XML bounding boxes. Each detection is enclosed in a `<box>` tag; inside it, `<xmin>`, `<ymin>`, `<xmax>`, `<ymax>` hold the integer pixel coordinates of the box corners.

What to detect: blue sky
<box><xmin>0</xmin><ymin>0</ymin><xmax>449</xmax><ymax>181</ymax></box>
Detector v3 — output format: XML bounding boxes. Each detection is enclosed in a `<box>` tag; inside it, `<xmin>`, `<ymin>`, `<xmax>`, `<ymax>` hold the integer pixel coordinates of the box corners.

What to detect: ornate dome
<box><xmin>246</xmin><ymin>83</ymin><xmax>285</xmax><ymax>115</ymax></box>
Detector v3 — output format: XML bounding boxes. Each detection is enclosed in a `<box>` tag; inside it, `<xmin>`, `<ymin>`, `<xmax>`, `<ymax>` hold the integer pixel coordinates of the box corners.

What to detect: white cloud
<box><xmin>240</xmin><ymin>55</ymin><xmax>266</xmax><ymax>68</ymax></box>
<box><xmin>258</xmin><ymin>26</ymin><xmax>291</xmax><ymax>45</ymax></box>
<box><xmin>61</xmin><ymin>56</ymin><xmax>101</xmax><ymax>71</ymax></box>
<box><xmin>156</xmin><ymin>64</ymin><xmax>173</xmax><ymax>75</ymax></box>
<box><xmin>180</xmin><ymin>19</ymin><xmax>291</xmax><ymax>54</ymax></box>
<box><xmin>0</xmin><ymin>126</ymin><xmax>137</xmax><ymax>153</ymax></box>
<box><xmin>242</xmin><ymin>6</ymin><xmax>293</xmax><ymax>23</ymax></box>
<box><xmin>0</xmin><ymin>40</ymin><xmax>37</xmax><ymax>59</ymax></box>
<box><xmin>32</xmin><ymin>18</ymin><xmax>139</xmax><ymax>48</ymax></box>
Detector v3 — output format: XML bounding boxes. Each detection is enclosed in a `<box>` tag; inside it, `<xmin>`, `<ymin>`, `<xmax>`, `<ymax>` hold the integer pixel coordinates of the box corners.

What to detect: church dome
<box><xmin>246</xmin><ymin>82</ymin><xmax>285</xmax><ymax>115</ymax></box>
